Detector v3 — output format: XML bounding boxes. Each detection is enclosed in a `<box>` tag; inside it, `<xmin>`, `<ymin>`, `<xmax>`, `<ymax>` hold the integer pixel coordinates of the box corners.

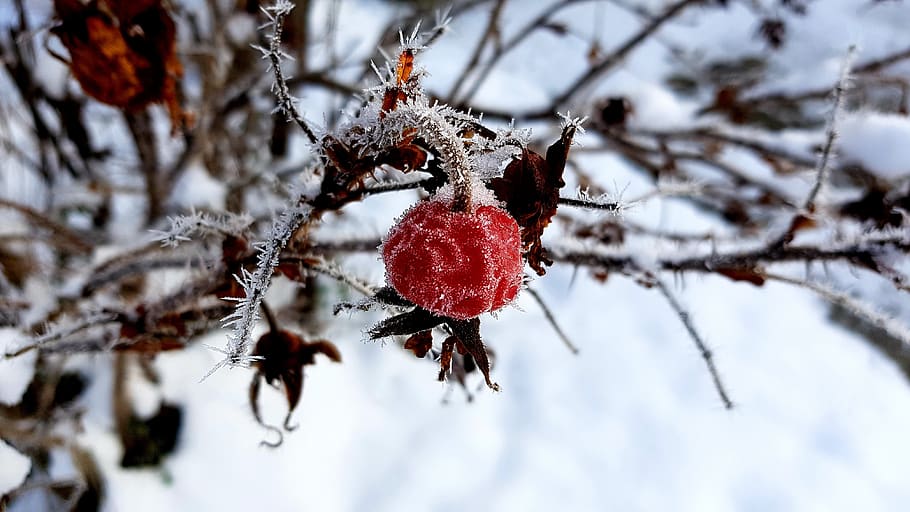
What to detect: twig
<box><xmin>447</xmin><ymin>0</ymin><xmax>507</xmax><ymax>102</ymax></box>
<box><xmin>558</xmin><ymin>195</ymin><xmax>625</xmax><ymax>213</ymax></box>
<box><xmin>0</xmin><ymin>198</ymin><xmax>93</xmax><ymax>254</ymax></box>
<box><xmin>654</xmin><ymin>277</ymin><xmax>734</xmax><ymax>410</ymax></box>
<box><xmin>5</xmin><ymin>312</ymin><xmax>118</xmax><ymax>358</ymax></box>
<box><xmin>803</xmin><ymin>46</ymin><xmax>855</xmax><ymax>213</ymax></box>
<box><xmin>544</xmin><ymin>0</ymin><xmax>702</xmax><ymax>114</ymax></box>
<box><xmin>260</xmin><ymin>1</ymin><xmax>318</xmax><ymax>144</ymax></box>
<box><xmin>282</xmin><ymin>255</ymin><xmax>378</xmax><ymax>297</ymax></box>
<box><xmin>123</xmin><ymin>110</ymin><xmax>162</xmax><ymax>225</ymax></box>
<box><xmin>764</xmin><ymin>272</ymin><xmax>910</xmax><ymax>353</ymax></box>
<box><xmin>525</xmin><ymin>286</ymin><xmax>579</xmax><ymax>354</ymax></box>
<box><xmin>770</xmin><ymin>45</ymin><xmax>855</xmax><ymax>248</ymax></box>
<box><xmin>218</xmin><ymin>199</ymin><xmax>313</xmax><ymax>367</ymax></box>
<box><xmin>456</xmin><ymin>0</ymin><xmax>589</xmax><ymax>105</ymax></box>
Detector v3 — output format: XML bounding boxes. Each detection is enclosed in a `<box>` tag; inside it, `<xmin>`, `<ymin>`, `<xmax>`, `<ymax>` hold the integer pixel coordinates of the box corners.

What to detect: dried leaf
<box><xmin>437</xmin><ymin>336</ymin><xmax>456</xmax><ymax>381</ymax></box>
<box><xmin>250</xmin><ymin>328</ymin><xmax>341</xmax><ymax>440</ymax></box>
<box><xmin>489</xmin><ymin>124</ymin><xmax>578</xmax><ymax>275</ymax></box>
<box><xmin>52</xmin><ymin>0</ymin><xmax>186</xmax><ymax>131</ymax></box>
<box><xmin>788</xmin><ymin>213</ymin><xmax>817</xmax><ymax>233</ymax></box>
<box><xmin>716</xmin><ymin>267</ymin><xmax>766</xmax><ymax>286</ymax></box>
<box><xmin>395</xmin><ymin>49</ymin><xmax>414</xmax><ymax>86</ymax></box>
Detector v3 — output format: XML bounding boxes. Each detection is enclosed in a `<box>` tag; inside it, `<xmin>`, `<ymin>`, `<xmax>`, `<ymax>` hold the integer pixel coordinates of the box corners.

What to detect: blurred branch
<box><xmin>654</xmin><ymin>276</ymin><xmax>733</xmax><ymax>410</ymax></box>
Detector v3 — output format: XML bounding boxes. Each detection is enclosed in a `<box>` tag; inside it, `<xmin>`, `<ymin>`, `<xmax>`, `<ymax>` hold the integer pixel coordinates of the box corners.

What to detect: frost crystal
<box><xmin>151</xmin><ymin>210</ymin><xmax>253</xmax><ymax>247</ymax></box>
<box><xmin>217</xmin><ymin>200</ymin><xmax>313</xmax><ymax>370</ymax></box>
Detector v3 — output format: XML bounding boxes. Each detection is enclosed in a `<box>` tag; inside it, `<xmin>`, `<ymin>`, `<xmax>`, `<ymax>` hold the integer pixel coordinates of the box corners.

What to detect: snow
<box><xmin>0</xmin><ymin>328</ymin><xmax>36</xmax><ymax>406</ymax></box>
<box><xmin>839</xmin><ymin>112</ymin><xmax>910</xmax><ymax>180</ymax></box>
<box><xmin>0</xmin><ymin>440</ymin><xmax>30</xmax><ymax>497</ymax></box>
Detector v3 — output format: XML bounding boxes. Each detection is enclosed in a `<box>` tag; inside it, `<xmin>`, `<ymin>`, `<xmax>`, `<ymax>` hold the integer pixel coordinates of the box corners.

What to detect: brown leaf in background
<box><xmin>52</xmin><ymin>0</ymin><xmax>185</xmax><ymax>130</ymax></box>
<box><xmin>716</xmin><ymin>267</ymin><xmax>766</xmax><ymax>286</ymax></box>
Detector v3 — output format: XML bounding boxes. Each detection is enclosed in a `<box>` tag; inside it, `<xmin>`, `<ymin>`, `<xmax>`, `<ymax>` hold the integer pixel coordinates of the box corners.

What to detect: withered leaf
<box><xmin>250</xmin><ymin>328</ymin><xmax>341</xmax><ymax>442</ymax></box>
<box><xmin>395</xmin><ymin>49</ymin><xmax>414</xmax><ymax>87</ymax></box>
<box><xmin>791</xmin><ymin>213</ymin><xmax>817</xmax><ymax>231</ymax></box>
<box><xmin>52</xmin><ymin>0</ymin><xmax>185</xmax><ymax>131</ymax></box>
<box><xmin>379</xmin><ymin>49</ymin><xmax>415</xmax><ymax>118</ymax></box>
<box><xmin>489</xmin><ymin>123</ymin><xmax>579</xmax><ymax>275</ymax></box>
<box><xmin>437</xmin><ymin>336</ymin><xmax>456</xmax><ymax>381</ymax></box>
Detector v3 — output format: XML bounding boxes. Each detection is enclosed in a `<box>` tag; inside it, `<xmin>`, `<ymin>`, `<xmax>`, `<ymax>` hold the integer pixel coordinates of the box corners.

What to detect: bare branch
<box><xmin>654</xmin><ymin>277</ymin><xmax>734</xmax><ymax>410</ymax></box>
<box><xmin>525</xmin><ymin>286</ymin><xmax>579</xmax><ymax>354</ymax></box>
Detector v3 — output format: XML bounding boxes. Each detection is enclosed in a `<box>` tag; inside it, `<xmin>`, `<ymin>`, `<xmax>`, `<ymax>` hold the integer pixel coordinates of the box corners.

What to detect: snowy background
<box><xmin>3</xmin><ymin>0</ymin><xmax>910</xmax><ymax>511</ymax></box>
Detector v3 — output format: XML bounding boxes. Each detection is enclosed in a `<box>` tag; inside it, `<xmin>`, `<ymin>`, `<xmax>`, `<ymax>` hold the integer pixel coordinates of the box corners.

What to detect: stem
<box><xmin>450</xmin><ymin>172</ymin><xmax>473</xmax><ymax>212</ymax></box>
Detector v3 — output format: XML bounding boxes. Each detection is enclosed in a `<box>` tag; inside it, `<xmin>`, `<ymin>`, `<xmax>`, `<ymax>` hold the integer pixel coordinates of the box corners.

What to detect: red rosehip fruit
<box><xmin>382</xmin><ymin>198</ymin><xmax>523</xmax><ymax>320</ymax></box>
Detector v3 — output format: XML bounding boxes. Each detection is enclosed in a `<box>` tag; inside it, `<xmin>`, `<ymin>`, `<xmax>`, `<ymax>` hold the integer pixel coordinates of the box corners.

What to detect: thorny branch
<box><xmin>654</xmin><ymin>277</ymin><xmax>734</xmax><ymax>410</ymax></box>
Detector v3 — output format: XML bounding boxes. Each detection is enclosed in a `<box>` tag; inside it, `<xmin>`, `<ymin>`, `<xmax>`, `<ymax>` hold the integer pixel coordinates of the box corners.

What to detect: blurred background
<box><xmin>2</xmin><ymin>0</ymin><xmax>910</xmax><ymax>510</ymax></box>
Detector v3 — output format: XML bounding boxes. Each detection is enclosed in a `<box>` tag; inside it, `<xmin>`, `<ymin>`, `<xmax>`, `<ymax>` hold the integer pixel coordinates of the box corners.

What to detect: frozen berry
<box><xmin>382</xmin><ymin>198</ymin><xmax>523</xmax><ymax>320</ymax></box>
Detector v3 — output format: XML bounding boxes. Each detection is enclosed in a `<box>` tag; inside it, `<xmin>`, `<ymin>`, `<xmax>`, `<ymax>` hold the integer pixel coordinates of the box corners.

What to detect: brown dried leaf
<box><xmin>395</xmin><ymin>49</ymin><xmax>414</xmax><ymax>87</ymax></box>
<box><xmin>716</xmin><ymin>267</ymin><xmax>766</xmax><ymax>286</ymax></box>
<box><xmin>250</xmin><ymin>328</ymin><xmax>341</xmax><ymax>434</ymax></box>
<box><xmin>437</xmin><ymin>337</ymin><xmax>456</xmax><ymax>381</ymax></box>
<box><xmin>788</xmin><ymin>213</ymin><xmax>817</xmax><ymax>232</ymax></box>
<box><xmin>489</xmin><ymin>124</ymin><xmax>578</xmax><ymax>275</ymax></box>
<box><xmin>52</xmin><ymin>0</ymin><xmax>186</xmax><ymax>131</ymax></box>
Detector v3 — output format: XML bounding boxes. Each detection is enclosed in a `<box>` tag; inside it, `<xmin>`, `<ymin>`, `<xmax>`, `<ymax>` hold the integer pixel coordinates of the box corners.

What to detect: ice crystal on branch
<box><xmin>151</xmin><ymin>211</ymin><xmax>254</xmax><ymax>248</ymax></box>
<box><xmin>218</xmin><ymin>200</ymin><xmax>313</xmax><ymax>370</ymax></box>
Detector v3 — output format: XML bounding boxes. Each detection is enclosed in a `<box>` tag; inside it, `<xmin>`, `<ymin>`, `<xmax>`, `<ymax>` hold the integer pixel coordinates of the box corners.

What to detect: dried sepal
<box><xmin>446</xmin><ymin>318</ymin><xmax>499</xmax><ymax>391</ymax></box>
<box><xmin>368</xmin><ymin>308</ymin><xmax>447</xmax><ymax>339</ymax></box>
<box><xmin>364</xmin><ymin>292</ymin><xmax>499</xmax><ymax>391</ymax></box>
<box><xmin>404</xmin><ymin>330</ymin><xmax>433</xmax><ymax>358</ymax></box>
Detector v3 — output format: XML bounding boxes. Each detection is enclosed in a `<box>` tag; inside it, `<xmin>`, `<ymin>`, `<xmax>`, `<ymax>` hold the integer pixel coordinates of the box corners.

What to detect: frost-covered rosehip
<box><xmin>382</xmin><ymin>197</ymin><xmax>523</xmax><ymax>320</ymax></box>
